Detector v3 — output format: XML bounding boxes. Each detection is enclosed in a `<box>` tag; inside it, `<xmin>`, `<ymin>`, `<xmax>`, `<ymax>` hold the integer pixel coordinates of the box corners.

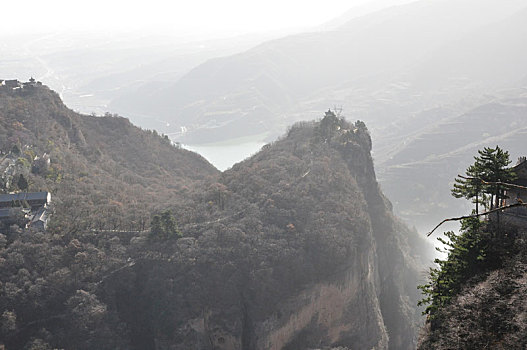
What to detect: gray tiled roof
<box><xmin>0</xmin><ymin>192</ymin><xmax>50</xmax><ymax>203</ymax></box>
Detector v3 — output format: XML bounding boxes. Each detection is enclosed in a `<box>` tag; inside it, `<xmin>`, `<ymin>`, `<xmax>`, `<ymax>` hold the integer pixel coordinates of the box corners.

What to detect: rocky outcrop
<box><xmin>103</xmin><ymin>115</ymin><xmax>431</xmax><ymax>350</ymax></box>
<box><xmin>256</xmin><ymin>252</ymin><xmax>388</xmax><ymax>350</ymax></box>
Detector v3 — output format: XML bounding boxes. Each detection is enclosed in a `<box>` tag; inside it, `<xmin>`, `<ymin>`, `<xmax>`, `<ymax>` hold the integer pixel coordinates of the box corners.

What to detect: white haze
<box><xmin>3</xmin><ymin>0</ymin><xmax>417</xmax><ymax>38</ymax></box>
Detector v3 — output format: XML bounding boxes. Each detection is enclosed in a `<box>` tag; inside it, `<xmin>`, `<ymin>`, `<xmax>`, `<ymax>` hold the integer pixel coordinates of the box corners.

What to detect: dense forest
<box><xmin>0</xmin><ymin>86</ymin><xmax>431</xmax><ymax>349</ymax></box>
<box><xmin>0</xmin><ymin>85</ymin><xmax>217</xmax><ymax>231</ymax></box>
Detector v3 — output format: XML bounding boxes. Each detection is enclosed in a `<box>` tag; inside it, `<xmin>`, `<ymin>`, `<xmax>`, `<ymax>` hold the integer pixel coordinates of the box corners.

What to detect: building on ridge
<box><xmin>0</xmin><ymin>192</ymin><xmax>52</xmax><ymax>230</ymax></box>
<box><xmin>502</xmin><ymin>156</ymin><xmax>527</xmax><ymax>226</ymax></box>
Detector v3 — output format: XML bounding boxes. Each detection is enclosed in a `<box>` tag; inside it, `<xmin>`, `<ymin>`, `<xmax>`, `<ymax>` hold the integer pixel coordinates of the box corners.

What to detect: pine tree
<box><xmin>17</xmin><ymin>174</ymin><xmax>29</xmax><ymax>191</ymax></box>
<box><xmin>149</xmin><ymin>210</ymin><xmax>181</xmax><ymax>240</ymax></box>
<box><xmin>418</xmin><ymin>218</ymin><xmax>486</xmax><ymax>318</ymax></box>
<box><xmin>451</xmin><ymin>146</ymin><xmax>516</xmax><ymax>212</ymax></box>
<box><xmin>476</xmin><ymin>146</ymin><xmax>516</xmax><ymax>209</ymax></box>
<box><xmin>421</xmin><ymin>146</ymin><xmax>517</xmax><ymax>319</ymax></box>
<box><xmin>150</xmin><ymin>214</ymin><xmax>163</xmax><ymax>237</ymax></box>
<box><xmin>452</xmin><ymin>161</ymin><xmax>485</xmax><ymax>214</ymax></box>
<box><xmin>160</xmin><ymin>210</ymin><xmax>180</xmax><ymax>238</ymax></box>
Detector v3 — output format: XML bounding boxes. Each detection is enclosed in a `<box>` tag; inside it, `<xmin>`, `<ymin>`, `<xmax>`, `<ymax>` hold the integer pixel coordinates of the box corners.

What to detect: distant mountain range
<box><xmin>108</xmin><ymin>0</ymin><xmax>527</xmax><ymax>231</ymax></box>
<box><xmin>110</xmin><ymin>0</ymin><xmax>527</xmax><ymax>144</ymax></box>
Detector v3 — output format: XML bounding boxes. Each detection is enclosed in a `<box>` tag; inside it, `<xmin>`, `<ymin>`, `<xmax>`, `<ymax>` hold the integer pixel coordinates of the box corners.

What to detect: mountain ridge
<box><xmin>0</xmin><ymin>86</ymin><xmax>432</xmax><ymax>349</ymax></box>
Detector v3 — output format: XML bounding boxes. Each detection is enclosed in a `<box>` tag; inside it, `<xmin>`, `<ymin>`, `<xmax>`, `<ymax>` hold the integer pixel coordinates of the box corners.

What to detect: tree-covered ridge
<box><xmin>0</xmin><ymin>85</ymin><xmax>218</xmax><ymax>232</ymax></box>
<box><xmin>182</xmin><ymin>112</ymin><xmax>429</xmax><ymax>349</ymax></box>
<box><xmin>0</xmin><ymin>84</ymin><xmax>220</xmax><ymax>349</ymax></box>
<box><xmin>418</xmin><ymin>146</ymin><xmax>527</xmax><ymax>349</ymax></box>
<box><xmin>1</xmin><ymin>91</ymin><xmax>429</xmax><ymax>349</ymax></box>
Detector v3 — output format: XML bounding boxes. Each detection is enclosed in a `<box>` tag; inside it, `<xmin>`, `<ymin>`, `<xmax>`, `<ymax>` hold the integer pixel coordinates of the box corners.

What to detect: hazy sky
<box><xmin>5</xmin><ymin>0</ymin><xmax>414</xmax><ymax>38</ymax></box>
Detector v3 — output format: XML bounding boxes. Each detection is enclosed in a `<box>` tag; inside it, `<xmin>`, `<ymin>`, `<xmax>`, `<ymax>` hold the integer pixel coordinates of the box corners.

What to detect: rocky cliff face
<box><xmin>102</xmin><ymin>115</ymin><xmax>431</xmax><ymax>350</ymax></box>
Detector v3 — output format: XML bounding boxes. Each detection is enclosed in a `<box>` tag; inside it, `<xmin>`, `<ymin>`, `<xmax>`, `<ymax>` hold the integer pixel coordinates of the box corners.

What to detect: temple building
<box><xmin>503</xmin><ymin>157</ymin><xmax>527</xmax><ymax>225</ymax></box>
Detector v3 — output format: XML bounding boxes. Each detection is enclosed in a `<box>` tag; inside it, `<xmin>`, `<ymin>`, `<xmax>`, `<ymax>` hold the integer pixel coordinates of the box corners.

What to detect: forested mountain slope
<box><xmin>0</xmin><ymin>85</ymin><xmax>218</xmax><ymax>231</ymax></box>
<box><xmin>0</xmin><ymin>86</ymin><xmax>431</xmax><ymax>349</ymax></box>
<box><xmin>0</xmin><ymin>84</ymin><xmax>219</xmax><ymax>349</ymax></box>
<box><xmin>418</xmin><ymin>224</ymin><xmax>527</xmax><ymax>349</ymax></box>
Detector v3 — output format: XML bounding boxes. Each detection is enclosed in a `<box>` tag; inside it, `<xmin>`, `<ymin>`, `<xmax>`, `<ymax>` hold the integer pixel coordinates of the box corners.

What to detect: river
<box><xmin>183</xmin><ymin>140</ymin><xmax>266</xmax><ymax>171</ymax></box>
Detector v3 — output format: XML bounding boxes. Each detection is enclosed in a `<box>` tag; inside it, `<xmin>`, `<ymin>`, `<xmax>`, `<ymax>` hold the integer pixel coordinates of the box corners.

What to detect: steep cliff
<box><xmin>102</xmin><ymin>115</ymin><xmax>431</xmax><ymax>349</ymax></box>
